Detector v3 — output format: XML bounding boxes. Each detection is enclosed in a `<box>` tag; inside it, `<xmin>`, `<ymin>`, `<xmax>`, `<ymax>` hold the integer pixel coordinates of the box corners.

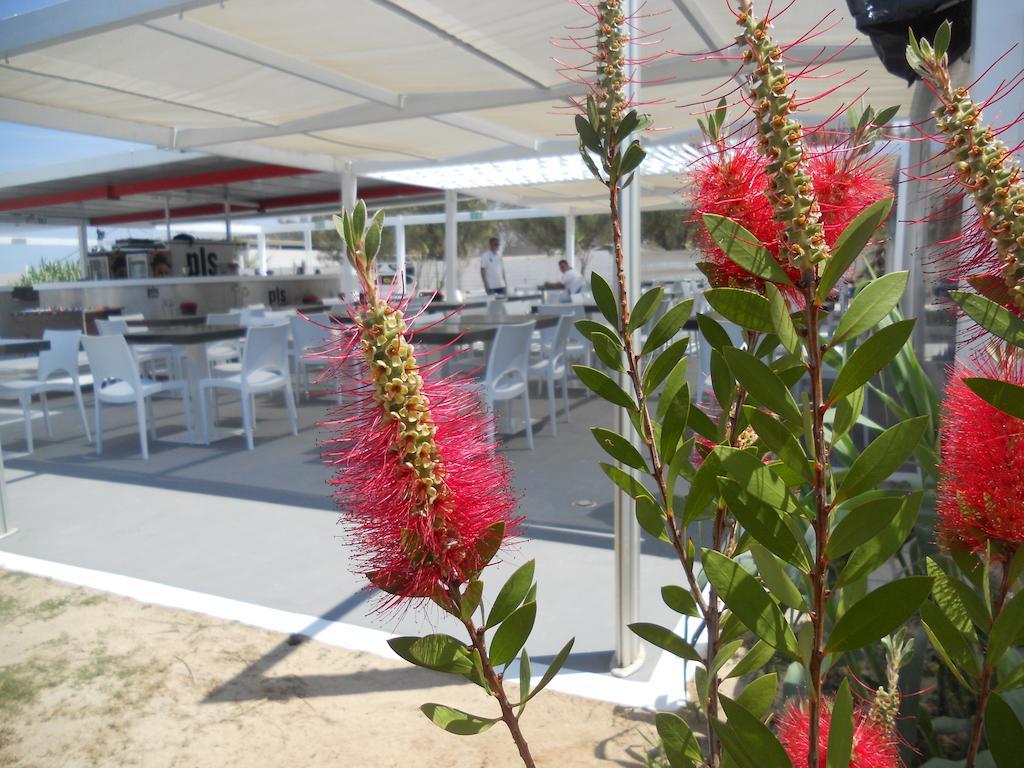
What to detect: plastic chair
<box><xmin>197</xmin><ymin>323</ymin><xmax>297</xmax><ymax>450</ymax></box>
<box><xmin>538</xmin><ymin>304</ymin><xmax>590</xmax><ymax>368</ymax></box>
<box><xmin>0</xmin><ymin>330</ymin><xmax>92</xmax><ymax>453</ymax></box>
<box><xmin>96</xmin><ymin>318</ymin><xmax>181</xmax><ymax>377</ymax></box>
<box><xmin>528</xmin><ymin>315</ymin><xmax>572</xmax><ymax>435</ymax></box>
<box><xmin>289</xmin><ymin>313</ymin><xmax>335</xmax><ymax>399</ymax></box>
<box><xmin>83</xmin><ymin>335</ymin><xmax>191</xmax><ymax>460</ymax></box>
<box><xmin>205</xmin><ymin>311</ymin><xmax>243</xmax><ymax>368</ymax></box>
<box><xmin>478</xmin><ymin>321</ymin><xmax>535</xmax><ymax>450</ymax></box>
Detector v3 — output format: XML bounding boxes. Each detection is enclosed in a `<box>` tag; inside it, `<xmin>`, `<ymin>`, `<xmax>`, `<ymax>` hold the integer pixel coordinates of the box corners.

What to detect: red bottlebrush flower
<box><xmin>937</xmin><ymin>356</ymin><xmax>1024</xmax><ymax>553</ymax></box>
<box><xmin>807</xmin><ymin>152</ymin><xmax>892</xmax><ymax>251</ymax></box>
<box><xmin>778</xmin><ymin>700</ymin><xmax>900</xmax><ymax>768</ymax></box>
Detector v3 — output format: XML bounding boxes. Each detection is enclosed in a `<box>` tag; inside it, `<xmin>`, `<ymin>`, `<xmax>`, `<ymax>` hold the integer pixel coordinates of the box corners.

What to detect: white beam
<box><xmin>256</xmin><ymin>230</ymin><xmax>267</xmax><ymax>275</ymax></box>
<box><xmin>77</xmin><ymin>221</ymin><xmax>88</xmax><ymax>276</ymax></box>
<box><xmin>0</xmin><ymin>97</ymin><xmax>173</xmax><ymax>147</ymax></box>
<box><xmin>303</xmin><ymin>225</ymin><xmax>313</xmax><ymax>273</ymax></box>
<box><xmin>565</xmin><ymin>212</ymin><xmax>576</xmax><ymax>268</ymax></box>
<box><xmin>0</xmin><ymin>148</ymin><xmax>205</xmax><ymax>190</ymax></box>
<box><xmin>444</xmin><ymin>189</ymin><xmax>459</xmax><ymax>301</ymax></box>
<box><xmin>394</xmin><ymin>215</ymin><xmax>406</xmax><ymax>290</ymax></box>
<box><xmin>0</xmin><ymin>0</ymin><xmax>219</xmax><ymax>59</ymax></box>
<box><xmin>340</xmin><ymin>165</ymin><xmax>358</xmax><ymax>298</ymax></box>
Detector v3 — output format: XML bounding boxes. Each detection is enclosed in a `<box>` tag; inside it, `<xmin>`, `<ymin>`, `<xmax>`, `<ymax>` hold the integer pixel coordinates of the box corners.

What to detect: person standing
<box><xmin>480</xmin><ymin>237</ymin><xmax>507</xmax><ymax>296</ymax></box>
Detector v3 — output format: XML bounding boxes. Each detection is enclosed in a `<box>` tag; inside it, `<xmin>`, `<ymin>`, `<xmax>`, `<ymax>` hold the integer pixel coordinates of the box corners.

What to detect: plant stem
<box><xmin>803</xmin><ymin>273</ymin><xmax>830</xmax><ymax>768</ymax></box>
<box><xmin>449</xmin><ymin>586</ymin><xmax>537</xmax><ymax>768</ymax></box>
<box><xmin>965</xmin><ymin>557</ymin><xmax>1013</xmax><ymax>768</ymax></box>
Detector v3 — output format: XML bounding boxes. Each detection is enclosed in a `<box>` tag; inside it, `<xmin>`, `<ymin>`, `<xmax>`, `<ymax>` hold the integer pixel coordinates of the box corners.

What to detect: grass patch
<box><xmin>0</xmin><ymin>595</ymin><xmax>19</xmax><ymax>623</ymax></box>
<box><xmin>0</xmin><ymin>659</ymin><xmax>64</xmax><ymax>715</ymax></box>
<box><xmin>28</xmin><ymin>596</ymin><xmax>72</xmax><ymax>621</ymax></box>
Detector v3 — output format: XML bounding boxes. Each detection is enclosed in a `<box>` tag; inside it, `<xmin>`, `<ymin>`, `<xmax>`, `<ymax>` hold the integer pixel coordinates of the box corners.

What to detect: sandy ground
<box><xmin>0</xmin><ymin>569</ymin><xmax>659</xmax><ymax>768</ymax></box>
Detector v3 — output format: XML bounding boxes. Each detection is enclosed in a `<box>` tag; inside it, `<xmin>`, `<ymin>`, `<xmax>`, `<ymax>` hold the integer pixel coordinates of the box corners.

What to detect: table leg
<box><xmin>0</xmin><ymin>431</ymin><xmax>16</xmax><ymax>540</ymax></box>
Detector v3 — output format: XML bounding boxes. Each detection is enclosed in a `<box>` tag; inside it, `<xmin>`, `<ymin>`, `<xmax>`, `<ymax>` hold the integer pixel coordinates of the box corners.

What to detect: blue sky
<box><xmin>0</xmin><ymin>122</ymin><xmax>149</xmax><ymax>174</ymax></box>
<box><xmin>0</xmin><ymin>0</ymin><xmax>62</xmax><ymax>20</ymax></box>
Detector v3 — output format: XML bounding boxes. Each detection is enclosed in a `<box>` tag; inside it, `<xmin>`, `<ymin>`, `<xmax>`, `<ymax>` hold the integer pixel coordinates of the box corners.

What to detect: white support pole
<box><xmin>257</xmin><ymin>229</ymin><xmax>267</xmax><ymax>276</ymax></box>
<box><xmin>340</xmin><ymin>165</ymin><xmax>358</xmax><ymax>298</ymax></box>
<box><xmin>77</xmin><ymin>222</ymin><xmax>88</xmax><ymax>278</ymax></box>
<box><xmin>223</xmin><ymin>198</ymin><xmax>232</xmax><ymax>241</ymax></box>
<box><xmin>394</xmin><ymin>215</ymin><xmax>407</xmax><ymax>293</ymax></box>
<box><xmin>565</xmin><ymin>212</ymin><xmax>577</xmax><ymax>269</ymax></box>
<box><xmin>163</xmin><ymin>194</ymin><xmax>171</xmax><ymax>242</ymax></box>
<box><xmin>612</xmin><ymin>0</ymin><xmax>643</xmax><ymax>676</ymax></box>
<box><xmin>444</xmin><ymin>189</ymin><xmax>460</xmax><ymax>301</ymax></box>
<box><xmin>303</xmin><ymin>224</ymin><xmax>313</xmax><ymax>274</ymax></box>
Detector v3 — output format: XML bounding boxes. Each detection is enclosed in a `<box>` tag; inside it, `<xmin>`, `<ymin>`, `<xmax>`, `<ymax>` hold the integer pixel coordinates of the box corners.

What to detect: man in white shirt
<box><xmin>480</xmin><ymin>237</ymin><xmax>507</xmax><ymax>296</ymax></box>
<box><xmin>544</xmin><ymin>259</ymin><xmax>586</xmax><ymax>299</ymax></box>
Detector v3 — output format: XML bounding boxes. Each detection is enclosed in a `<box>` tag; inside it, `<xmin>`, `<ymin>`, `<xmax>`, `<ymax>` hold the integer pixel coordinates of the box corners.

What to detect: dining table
<box><xmin>123</xmin><ymin>324</ymin><xmax>247</xmax><ymax>444</ymax></box>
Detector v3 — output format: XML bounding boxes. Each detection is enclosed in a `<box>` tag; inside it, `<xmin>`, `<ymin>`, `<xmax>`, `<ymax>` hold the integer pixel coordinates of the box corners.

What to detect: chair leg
<box><xmin>136</xmin><ymin>399</ymin><xmax>149</xmax><ymax>460</ymax></box>
<box><xmin>545</xmin><ymin>373</ymin><xmax>557</xmax><ymax>436</ymax></box>
<box><xmin>180</xmin><ymin>385</ymin><xmax>193</xmax><ymax>442</ymax></box>
<box><xmin>19</xmin><ymin>393</ymin><xmax>33</xmax><ymax>454</ymax></box>
<box><xmin>145</xmin><ymin>398</ymin><xmax>157</xmax><ymax>440</ymax></box>
<box><xmin>284</xmin><ymin>383</ymin><xmax>299</xmax><ymax>436</ymax></box>
<box><xmin>94</xmin><ymin>398</ymin><xmax>103</xmax><ymax>454</ymax></box>
<box><xmin>241</xmin><ymin>388</ymin><xmax>254</xmax><ymax>450</ymax></box>
<box><xmin>522</xmin><ymin>388</ymin><xmax>534</xmax><ymax>450</ymax></box>
<box><xmin>74</xmin><ymin>386</ymin><xmax>91</xmax><ymax>442</ymax></box>
<box><xmin>198</xmin><ymin>385</ymin><xmax>211</xmax><ymax>445</ymax></box>
<box><xmin>41</xmin><ymin>393</ymin><xmax>52</xmax><ymax>438</ymax></box>
<box><xmin>562</xmin><ymin>368</ymin><xmax>571</xmax><ymax>422</ymax></box>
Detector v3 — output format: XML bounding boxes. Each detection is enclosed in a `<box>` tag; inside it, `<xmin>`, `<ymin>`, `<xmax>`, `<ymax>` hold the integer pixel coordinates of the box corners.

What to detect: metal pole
<box><xmin>565</xmin><ymin>212</ymin><xmax>577</xmax><ymax>269</ymax></box>
<box><xmin>223</xmin><ymin>198</ymin><xmax>232</xmax><ymax>241</ymax></box>
<box><xmin>164</xmin><ymin>194</ymin><xmax>171</xmax><ymax>242</ymax></box>
<box><xmin>394</xmin><ymin>215</ymin><xmax>407</xmax><ymax>294</ymax></box>
<box><xmin>612</xmin><ymin>0</ymin><xmax>643</xmax><ymax>675</ymax></box>
<box><xmin>257</xmin><ymin>229</ymin><xmax>267</xmax><ymax>276</ymax></box>
<box><xmin>303</xmin><ymin>223</ymin><xmax>313</xmax><ymax>274</ymax></box>
<box><xmin>77</xmin><ymin>222</ymin><xmax>88</xmax><ymax>278</ymax></box>
<box><xmin>444</xmin><ymin>189</ymin><xmax>460</xmax><ymax>301</ymax></box>
<box><xmin>341</xmin><ymin>165</ymin><xmax>358</xmax><ymax>299</ymax></box>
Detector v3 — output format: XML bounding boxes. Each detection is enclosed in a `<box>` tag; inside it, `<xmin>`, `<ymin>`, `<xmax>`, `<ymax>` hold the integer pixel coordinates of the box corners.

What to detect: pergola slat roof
<box><xmin>0</xmin><ymin>0</ymin><xmax>909</xmax><ymax>217</ymax></box>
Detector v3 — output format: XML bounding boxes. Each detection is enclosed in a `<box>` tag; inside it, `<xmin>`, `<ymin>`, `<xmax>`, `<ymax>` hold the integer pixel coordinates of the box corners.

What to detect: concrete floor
<box><xmin>0</xmin><ymin>382</ymin><xmax>695</xmax><ymax>706</ymax></box>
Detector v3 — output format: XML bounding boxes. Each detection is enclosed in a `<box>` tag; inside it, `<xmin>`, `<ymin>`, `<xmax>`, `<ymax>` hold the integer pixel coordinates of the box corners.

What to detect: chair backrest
<box><xmin>96</xmin><ymin>318</ymin><xmax>129</xmax><ymax>336</ymax></box>
<box><xmin>83</xmin><ymin>335</ymin><xmax>141</xmax><ymax>392</ymax></box>
<box><xmin>118</xmin><ymin>313</ymin><xmax>145</xmax><ymax>322</ymax></box>
<box><xmin>37</xmin><ymin>330</ymin><xmax>83</xmax><ymax>382</ymax></box>
<box><xmin>536</xmin><ymin>304</ymin><xmax>582</xmax><ymax>316</ymax></box>
<box><xmin>241</xmin><ymin>323</ymin><xmax>290</xmax><ymax>378</ymax></box>
<box><xmin>542</xmin><ymin>315</ymin><xmax>573</xmax><ymax>359</ymax></box>
<box><xmin>485</xmin><ymin>299</ymin><xmax>507</xmax><ymax>321</ymax></box>
<box><xmin>239</xmin><ymin>307</ymin><xmax>266</xmax><ymax>325</ymax></box>
<box><xmin>290</xmin><ymin>313</ymin><xmax>333</xmax><ymax>353</ymax></box>
<box><xmin>486</xmin><ymin>321</ymin><xmax>535</xmax><ymax>390</ymax></box>
<box><xmin>206</xmin><ymin>311</ymin><xmax>240</xmax><ymax>325</ymax></box>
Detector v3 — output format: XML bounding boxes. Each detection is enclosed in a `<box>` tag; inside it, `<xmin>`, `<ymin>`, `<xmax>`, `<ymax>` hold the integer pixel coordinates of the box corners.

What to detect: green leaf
<box><xmin>715</xmin><ymin>695</ymin><xmax>791</xmax><ymax>768</ymax></box>
<box><xmin>657</xmin><ymin>355</ymin><xmax>690</xmax><ymax>422</ymax></box>
<box><xmin>722</xmin><ymin>346</ymin><xmax>801</xmax><ymax>424</ymax></box>
<box><xmin>643</xmin><ymin>339</ymin><xmax>688</xmax><ymax>394</ymax></box>
<box><xmin>750</xmin><ymin>543</ymin><xmax>807</xmax><ymax>610</ymax></box>
<box><xmin>716</xmin><ymin>446</ymin><xmax>795</xmax><ymax>512</ymax></box>
<box><xmin>839</xmin><ymin>491</ymin><xmax>921</xmax><ymax>586</ymax></box>
<box><xmin>831</xmin><ymin>386</ymin><xmax>865</xmax><ymax>445</ymax></box>
<box><xmin>737</xmin><ymin>672</ymin><xmax>778</xmax><ymax>720</ymax></box>
<box><xmin>933</xmin><ymin>18</ymin><xmax>951</xmax><ymax>58</ymax></box>
<box><xmin>490</xmin><ymin>601</ymin><xmax>536</xmax><ymax>667</ymax></box>
<box><xmin>629</xmin><ymin>622</ymin><xmax>701</xmax><ymax>661</ymax></box>
<box><xmin>662</xmin><ymin>585</ymin><xmax>699</xmax><ymax>617</ymax></box>
<box><xmin>721</xmin><ymin>480</ymin><xmax>811</xmax><ymax>572</ymax></box>
<box><xmin>591</xmin><ymin>427</ymin><xmax>647</xmax><ymax>471</ymax></box>
<box><xmin>827</xmin><ymin>680</ymin><xmax>854</xmax><ymax>768</ymax></box>
<box><xmin>834</xmin><ymin>416</ymin><xmax>928</xmax><ymax>503</ymax></box>
<box><xmin>351</xmin><ymin>199</ymin><xmax>367</xmax><ymax>245</ymax></box>
<box><xmin>575</xmin><ymin>318</ymin><xmax>618</xmax><ymax>345</ymax></box>
<box><xmin>827</xmin><ymin>319</ymin><xmax>915</xmax><ymax>406</ymax></box>
<box><xmin>575</xmin><ymin>114</ymin><xmax>601</xmax><ymax>153</ymax></box>
<box><xmin>636</xmin><ymin>496</ymin><xmax>669</xmax><ymax>542</ymax></box>
<box><xmin>825</xmin><ymin>496</ymin><xmax>902</xmax><ymax>559</ymax></box>
<box><xmin>460</xmin><ymin>580</ymin><xmax>483</xmax><ymax>622</ymax></box>
<box><xmin>711</xmin><ymin>348</ymin><xmax>735</xmax><ymax>410</ymax></box>
<box><xmin>591</xmin><ymin>272</ymin><xmax>619</xmax><ymax>328</ymax></box>
<box><xmin>986</xmin><ymin>692</ymin><xmax>1024</xmax><ymax>768</ymax></box>
<box><xmin>963</xmin><ymin>377</ymin><xmax>1024</xmax><ymax>418</ymax></box>
<box><xmin>517</xmin><ymin>648</ymin><xmax>531</xmax><ymax>712</ymax></box>
<box><xmin>629</xmin><ymin>286</ymin><xmax>664</xmax><ymax>334</ymax></box>
<box><xmin>826</xmin><ymin>576</ymin><xmax>932</xmax><ymax>653</ymax></box>
<box><xmin>950</xmin><ymin>291</ymin><xmax>1024</xmax><ymax>349</ymax></box>
<box><xmin>920</xmin><ymin>600</ymin><xmax>979</xmax><ymax>688</ymax></box>
<box><xmin>600</xmin><ymin>462</ymin><xmax>654</xmax><ymax>501</ymax></box>
<box><xmin>364</xmin><ymin>209</ymin><xmax>384</xmax><ymax>260</ymax></box>
<box><xmin>702</xmin><ymin>213</ymin><xmax>792</xmax><ymax>285</ymax></box>
<box><xmin>704</xmin><ymin>288</ymin><xmax>774</xmax><ymax>333</ymax></box>
<box><xmin>766</xmin><ymin>283</ymin><xmax>800</xmax><ymax>355</ymax></box>
<box><xmin>989</xmin><ymin>590</ymin><xmax>1024</xmax><ymax>667</ymax></box>
<box><xmin>697</xmin><ymin>313</ymin><xmax>734</xmax><ymax>351</ymax></box>
<box><xmin>927</xmin><ymin>557</ymin><xmax>982</xmax><ymax>633</ymax></box>
<box><xmin>817</xmin><ymin>198</ymin><xmax>893</xmax><ymax>301</ymax></box>
<box><xmin>656</xmin><ymin>712</ymin><xmax>702</xmax><ymax>768</ymax></box>
<box><xmin>727</xmin><ymin>639</ymin><xmax>776</xmax><ymax>679</ymax></box>
<box><xmin>660</xmin><ymin>382</ymin><xmax>690</xmax><ymax>462</ymax></box>
<box><xmin>486</xmin><ymin>560</ymin><xmax>535</xmax><ymax>628</ymax></box>
<box><xmin>573</xmin><ymin>365</ymin><xmax>636</xmax><ymax>410</ymax></box>
<box><xmin>618</xmin><ymin>140</ymin><xmax>646</xmax><ymax>177</ymax></box>
<box><xmin>746</xmin><ymin>408</ymin><xmax>812</xmax><ymax>484</ymax></box>
<box><xmin>420</xmin><ymin>703</ymin><xmax>498</xmax><ymax>735</ymax></box>
<box><xmin>833</xmin><ymin>271</ymin><xmax>910</xmax><ymax>344</ymax></box>
<box><xmin>591</xmin><ymin>332</ymin><xmax>624</xmax><ymax>371</ymax></box>
<box><xmin>524</xmin><ymin>637</ymin><xmax>574</xmax><ymax>703</ymax></box>
<box><xmin>473</xmin><ymin>521</ymin><xmax>505</xmax><ymax>570</ymax></box>
<box><xmin>703</xmin><ymin>549</ymin><xmax>800</xmax><ymax>657</ymax></box>
<box><xmin>643</xmin><ymin>299</ymin><xmax>694</xmax><ymax>354</ymax></box>
<box><xmin>389</xmin><ymin>634</ymin><xmax>473</xmax><ymax>674</ymax></box>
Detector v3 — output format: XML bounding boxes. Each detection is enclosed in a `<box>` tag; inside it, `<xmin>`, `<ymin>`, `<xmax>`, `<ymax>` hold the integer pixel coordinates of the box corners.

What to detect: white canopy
<box><xmin>0</xmin><ymin>0</ymin><xmax>911</xmax><ymax>213</ymax></box>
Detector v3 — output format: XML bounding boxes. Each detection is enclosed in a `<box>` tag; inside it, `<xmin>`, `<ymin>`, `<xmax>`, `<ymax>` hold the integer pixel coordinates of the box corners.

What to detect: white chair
<box><xmin>289</xmin><ymin>313</ymin><xmax>335</xmax><ymax>400</ymax></box>
<box><xmin>83</xmin><ymin>335</ymin><xmax>191</xmax><ymax>460</ymax></box>
<box><xmin>528</xmin><ymin>315</ymin><xmax>572</xmax><ymax>436</ymax></box>
<box><xmin>0</xmin><ymin>330</ymin><xmax>92</xmax><ymax>453</ymax></box>
<box><xmin>197</xmin><ymin>323</ymin><xmax>297</xmax><ymax>451</ymax></box>
<box><xmin>96</xmin><ymin>318</ymin><xmax>181</xmax><ymax>377</ymax></box>
<box><xmin>205</xmin><ymin>312</ymin><xmax>243</xmax><ymax>368</ymax></box>
<box><xmin>477</xmin><ymin>321</ymin><xmax>535</xmax><ymax>450</ymax></box>
<box><xmin>538</xmin><ymin>304</ymin><xmax>590</xmax><ymax>368</ymax></box>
